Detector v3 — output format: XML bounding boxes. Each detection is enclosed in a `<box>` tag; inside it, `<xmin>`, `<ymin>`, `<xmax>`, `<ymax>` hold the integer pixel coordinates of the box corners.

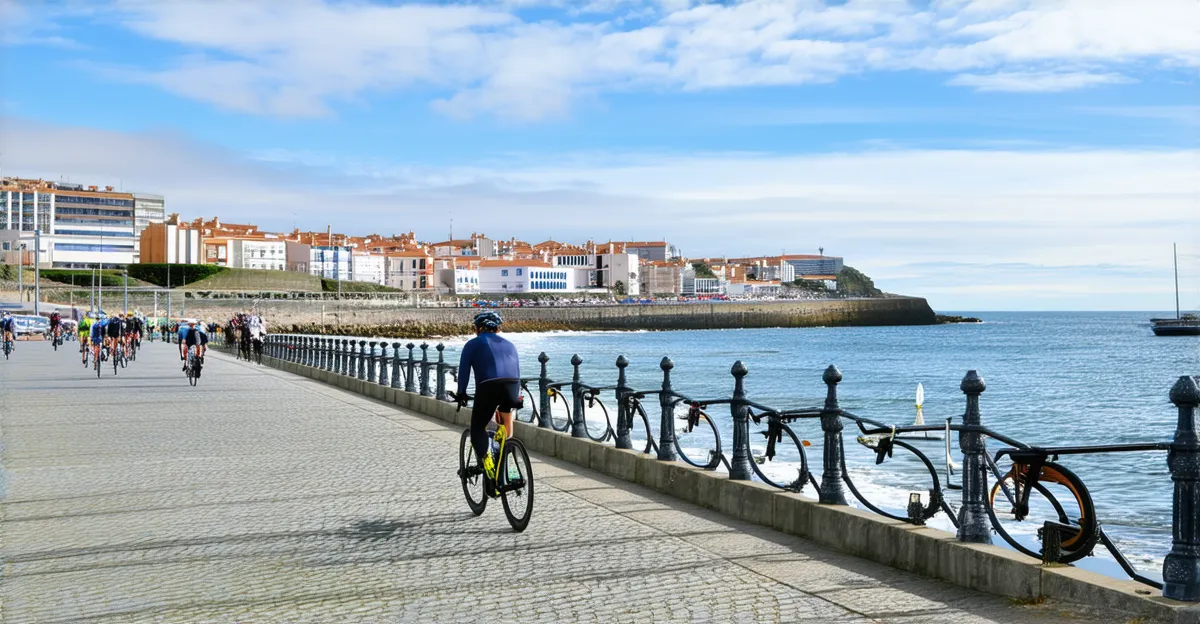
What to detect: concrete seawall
<box><xmin>73</xmin><ymin>295</ymin><xmax>937</xmax><ymax>333</ymax></box>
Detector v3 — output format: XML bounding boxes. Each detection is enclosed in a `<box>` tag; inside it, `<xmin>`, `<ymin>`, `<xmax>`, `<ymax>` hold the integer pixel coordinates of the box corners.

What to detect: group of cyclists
<box><xmin>76</xmin><ymin>311</ymin><xmax>148</xmax><ymax>370</ymax></box>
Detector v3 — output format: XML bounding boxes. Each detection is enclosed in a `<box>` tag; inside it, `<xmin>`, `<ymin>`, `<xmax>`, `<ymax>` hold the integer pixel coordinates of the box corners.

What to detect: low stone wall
<box><xmin>235</xmin><ymin>348</ymin><xmax>1197</xmax><ymax>624</ymax></box>
<box><xmin>148</xmin><ymin>297</ymin><xmax>937</xmax><ymax>336</ymax></box>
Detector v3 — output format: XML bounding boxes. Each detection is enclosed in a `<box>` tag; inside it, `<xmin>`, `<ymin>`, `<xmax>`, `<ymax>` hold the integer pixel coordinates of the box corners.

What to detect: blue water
<box><xmin>444</xmin><ymin>311</ymin><xmax>1196</xmax><ymax>579</ymax></box>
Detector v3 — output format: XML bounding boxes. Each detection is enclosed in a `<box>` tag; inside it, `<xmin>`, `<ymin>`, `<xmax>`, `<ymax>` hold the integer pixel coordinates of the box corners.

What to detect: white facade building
<box><xmin>596</xmin><ymin>252</ymin><xmax>640</xmax><ymax>296</ymax></box>
<box><xmin>230</xmin><ymin>239</ymin><xmax>287</xmax><ymax>271</ymax></box>
<box><xmin>1</xmin><ymin>180</ymin><xmax>144</xmax><ymax>268</ymax></box>
<box><xmin>385</xmin><ymin>252</ymin><xmax>432</xmax><ymax>290</ymax></box>
<box><xmin>351</xmin><ymin>252</ymin><xmax>386</xmax><ymax>285</ymax></box>
<box><xmin>478</xmin><ymin>261</ymin><xmax>574</xmax><ymax>294</ymax></box>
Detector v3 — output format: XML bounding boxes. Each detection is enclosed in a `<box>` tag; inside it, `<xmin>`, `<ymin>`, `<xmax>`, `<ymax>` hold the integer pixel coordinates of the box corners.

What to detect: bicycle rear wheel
<box><xmin>581</xmin><ymin>396</ymin><xmax>613</xmax><ymax>443</ymax></box>
<box><xmin>988</xmin><ymin>460</ymin><xmax>1096</xmax><ymax>564</ymax></box>
<box><xmin>458</xmin><ymin>429</ymin><xmax>487</xmax><ymax>515</ymax></box>
<box><xmin>749</xmin><ymin>420</ymin><xmax>810</xmax><ymax>492</ymax></box>
<box><xmin>628</xmin><ymin>400</ymin><xmax>656</xmax><ymax>455</ymax></box>
<box><xmin>548</xmin><ymin>389</ymin><xmax>571</xmax><ymax>432</ymax></box>
<box><xmin>499</xmin><ymin>439</ymin><xmax>533</xmax><ymax>532</ymax></box>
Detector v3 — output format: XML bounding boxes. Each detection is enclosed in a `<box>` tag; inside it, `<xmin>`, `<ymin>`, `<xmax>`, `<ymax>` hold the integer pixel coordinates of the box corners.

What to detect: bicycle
<box><xmin>452</xmin><ymin>391</ymin><xmax>534</xmax><ymax>532</ymax></box>
<box><xmin>52</xmin><ymin>327</ymin><xmax>62</xmax><ymax>351</ymax></box>
<box><xmin>185</xmin><ymin>347</ymin><xmax>202</xmax><ymax>386</ymax></box>
<box><xmin>2</xmin><ymin>335</ymin><xmax>12</xmax><ymax>360</ymax></box>
<box><xmin>112</xmin><ymin>340</ymin><xmax>125</xmax><ymax>375</ymax></box>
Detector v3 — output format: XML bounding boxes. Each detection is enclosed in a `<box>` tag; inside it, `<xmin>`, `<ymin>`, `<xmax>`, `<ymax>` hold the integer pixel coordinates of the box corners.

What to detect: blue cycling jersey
<box><xmin>0</xmin><ymin>318</ymin><xmax>13</xmax><ymax>332</ymax></box>
<box><xmin>90</xmin><ymin>320</ymin><xmax>106</xmax><ymax>341</ymax></box>
<box><xmin>457</xmin><ymin>332</ymin><xmax>521</xmax><ymax>398</ymax></box>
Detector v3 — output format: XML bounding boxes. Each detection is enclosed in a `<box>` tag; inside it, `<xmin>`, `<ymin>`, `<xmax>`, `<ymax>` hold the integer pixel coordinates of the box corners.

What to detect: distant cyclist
<box><xmin>183</xmin><ymin>320</ymin><xmax>208</xmax><ymax>377</ymax></box>
<box><xmin>49</xmin><ymin>310</ymin><xmax>61</xmax><ymax>342</ymax></box>
<box><xmin>78</xmin><ymin>315</ymin><xmax>94</xmax><ymax>363</ymax></box>
<box><xmin>90</xmin><ymin>316</ymin><xmax>107</xmax><ymax>362</ymax></box>
<box><xmin>105</xmin><ymin>313</ymin><xmax>125</xmax><ymax>359</ymax></box>
<box><xmin>177</xmin><ymin>320</ymin><xmax>191</xmax><ymax>368</ymax></box>
<box><xmin>456</xmin><ymin>311</ymin><xmax>522</xmax><ymax>490</ymax></box>
<box><xmin>1</xmin><ymin>312</ymin><xmax>15</xmax><ymax>351</ymax></box>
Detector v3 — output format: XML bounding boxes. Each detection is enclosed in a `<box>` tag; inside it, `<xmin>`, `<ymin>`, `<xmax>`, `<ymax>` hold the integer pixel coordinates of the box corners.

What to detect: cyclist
<box><xmin>183</xmin><ymin>320</ymin><xmax>208</xmax><ymax>377</ymax></box>
<box><xmin>49</xmin><ymin>310</ymin><xmax>62</xmax><ymax>343</ymax></box>
<box><xmin>128</xmin><ymin>313</ymin><xmax>143</xmax><ymax>350</ymax></box>
<box><xmin>1</xmin><ymin>312</ymin><xmax>15</xmax><ymax>352</ymax></box>
<box><xmin>105</xmin><ymin>313</ymin><xmax>125</xmax><ymax>360</ymax></box>
<box><xmin>90</xmin><ymin>315</ymin><xmax>107</xmax><ymax>363</ymax></box>
<box><xmin>177</xmin><ymin>320</ymin><xmax>191</xmax><ymax>368</ymax></box>
<box><xmin>78</xmin><ymin>314</ymin><xmax>94</xmax><ymax>363</ymax></box>
<box><xmin>456</xmin><ymin>310</ymin><xmax>522</xmax><ymax>492</ymax></box>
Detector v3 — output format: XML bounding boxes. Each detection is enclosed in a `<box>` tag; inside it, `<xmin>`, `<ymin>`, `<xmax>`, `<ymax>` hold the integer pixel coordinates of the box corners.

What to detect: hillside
<box><xmin>182</xmin><ymin>268</ymin><xmax>323</xmax><ymax>292</ymax></box>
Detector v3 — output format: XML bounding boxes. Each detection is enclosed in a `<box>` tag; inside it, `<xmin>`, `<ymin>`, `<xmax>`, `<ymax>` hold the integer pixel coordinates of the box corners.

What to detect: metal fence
<box><xmin>264</xmin><ymin>333</ymin><xmax>1200</xmax><ymax>601</ymax></box>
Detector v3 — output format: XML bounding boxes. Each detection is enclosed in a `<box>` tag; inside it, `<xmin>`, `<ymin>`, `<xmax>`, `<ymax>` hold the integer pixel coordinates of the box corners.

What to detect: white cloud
<box><xmin>3</xmin><ymin>115</ymin><xmax>1197</xmax><ymax>310</ymax></box>
<box><xmin>947</xmin><ymin>70</ymin><xmax>1133</xmax><ymax>92</ymax></box>
<box><xmin>21</xmin><ymin>0</ymin><xmax>1197</xmax><ymax>120</ymax></box>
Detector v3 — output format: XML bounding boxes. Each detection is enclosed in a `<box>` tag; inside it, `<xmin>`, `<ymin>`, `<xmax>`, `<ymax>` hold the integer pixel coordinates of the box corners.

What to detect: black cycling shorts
<box><xmin>470</xmin><ymin>380</ymin><xmax>522</xmax><ymax>461</ymax></box>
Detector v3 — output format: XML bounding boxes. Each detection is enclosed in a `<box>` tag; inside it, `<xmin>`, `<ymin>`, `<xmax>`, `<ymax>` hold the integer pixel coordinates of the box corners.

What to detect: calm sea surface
<box><xmin>397</xmin><ymin>312</ymin><xmax>1199</xmax><ymax>579</ymax></box>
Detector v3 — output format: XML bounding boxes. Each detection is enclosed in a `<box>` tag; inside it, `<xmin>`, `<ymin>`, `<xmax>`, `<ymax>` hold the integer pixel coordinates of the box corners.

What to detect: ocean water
<box><xmin>455</xmin><ymin>312</ymin><xmax>1196</xmax><ymax>580</ymax></box>
<box><xmin>344</xmin><ymin>312</ymin><xmax>1200</xmax><ymax>581</ymax></box>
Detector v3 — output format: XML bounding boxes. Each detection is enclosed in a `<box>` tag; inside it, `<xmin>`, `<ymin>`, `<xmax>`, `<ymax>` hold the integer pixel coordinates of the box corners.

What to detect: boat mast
<box><xmin>1174</xmin><ymin>242</ymin><xmax>1180</xmax><ymax>319</ymax></box>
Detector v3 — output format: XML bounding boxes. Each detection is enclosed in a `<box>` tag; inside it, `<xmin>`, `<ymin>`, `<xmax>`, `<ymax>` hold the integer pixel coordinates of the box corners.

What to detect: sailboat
<box><xmin>1151</xmin><ymin>244</ymin><xmax>1200</xmax><ymax>336</ymax></box>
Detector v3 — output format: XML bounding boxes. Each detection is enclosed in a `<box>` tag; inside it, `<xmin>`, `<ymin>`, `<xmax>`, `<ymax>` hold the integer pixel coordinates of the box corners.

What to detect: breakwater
<box><xmin>242</xmin><ymin>297</ymin><xmax>933</xmax><ymax>337</ymax></box>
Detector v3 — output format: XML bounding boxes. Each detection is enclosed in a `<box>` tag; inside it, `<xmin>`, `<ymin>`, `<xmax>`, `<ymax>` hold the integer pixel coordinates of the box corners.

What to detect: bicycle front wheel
<box><xmin>581</xmin><ymin>396</ymin><xmax>613</xmax><ymax>443</ymax></box>
<box><xmin>628</xmin><ymin>400</ymin><xmax>656</xmax><ymax>455</ymax></box>
<box><xmin>500</xmin><ymin>439</ymin><xmax>534</xmax><ymax>532</ymax></box>
<box><xmin>458</xmin><ymin>429</ymin><xmax>487</xmax><ymax>516</ymax></box>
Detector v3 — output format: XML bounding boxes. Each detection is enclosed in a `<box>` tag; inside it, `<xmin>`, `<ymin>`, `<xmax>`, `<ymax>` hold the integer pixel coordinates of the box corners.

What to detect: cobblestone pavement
<box><xmin>0</xmin><ymin>341</ymin><xmax>1123</xmax><ymax>623</ymax></box>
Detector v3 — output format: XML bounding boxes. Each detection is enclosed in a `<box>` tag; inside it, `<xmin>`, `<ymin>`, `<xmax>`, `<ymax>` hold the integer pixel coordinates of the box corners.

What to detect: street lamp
<box><xmin>123</xmin><ymin>269</ymin><xmax>128</xmax><ymax>314</ymax></box>
<box><xmin>16</xmin><ymin>242</ymin><xmax>24</xmax><ymax>308</ymax></box>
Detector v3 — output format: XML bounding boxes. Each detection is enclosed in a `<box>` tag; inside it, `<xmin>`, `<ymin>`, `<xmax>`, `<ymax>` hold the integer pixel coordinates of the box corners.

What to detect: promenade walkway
<box><xmin>0</xmin><ymin>342</ymin><xmax>1120</xmax><ymax>623</ymax></box>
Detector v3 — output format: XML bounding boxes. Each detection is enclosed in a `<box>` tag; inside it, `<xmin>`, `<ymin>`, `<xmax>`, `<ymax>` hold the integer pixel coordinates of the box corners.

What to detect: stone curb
<box><xmin>244</xmin><ymin>349</ymin><xmax>1197</xmax><ymax>624</ymax></box>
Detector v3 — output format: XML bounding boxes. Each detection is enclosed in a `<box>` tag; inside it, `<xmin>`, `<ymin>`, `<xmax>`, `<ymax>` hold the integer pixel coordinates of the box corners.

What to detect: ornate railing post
<box><xmin>323</xmin><ymin>338</ymin><xmax>333</xmax><ymax>371</ymax></box>
<box><xmin>1165</xmin><ymin>375</ymin><xmax>1200</xmax><ymax>601</ymax></box>
<box><xmin>729</xmin><ymin>361</ymin><xmax>753</xmax><ymax>480</ymax></box>
<box><xmin>570</xmin><ymin>354</ymin><xmax>587</xmax><ymax>438</ymax></box>
<box><xmin>819</xmin><ymin>365</ymin><xmax>848</xmax><ymax>505</ymax></box>
<box><xmin>332</xmin><ymin>339</ymin><xmax>342</xmax><ymax>374</ymax></box>
<box><xmin>341</xmin><ymin>339</ymin><xmax>351</xmax><ymax>375</ymax></box>
<box><xmin>657</xmin><ymin>357</ymin><xmax>677</xmax><ymax>461</ymax></box>
<box><xmin>405</xmin><ymin>343</ymin><xmax>416</xmax><ymax>392</ymax></box>
<box><xmin>390</xmin><ymin>342</ymin><xmax>403</xmax><ymax>388</ymax></box>
<box><xmin>295</xmin><ymin>337</ymin><xmax>304</xmax><ymax>364</ymax></box>
<box><xmin>435</xmin><ymin>344</ymin><xmax>449</xmax><ymax>400</ymax></box>
<box><xmin>614</xmin><ymin>355</ymin><xmax>631</xmax><ymax>449</ymax></box>
<box><xmin>367</xmin><ymin>341</ymin><xmax>378</xmax><ymax>383</ymax></box>
<box><xmin>304</xmin><ymin>337</ymin><xmax>314</xmax><ymax>366</ymax></box>
<box><xmin>419</xmin><ymin>343</ymin><xmax>431</xmax><ymax>396</ymax></box>
<box><xmin>357</xmin><ymin>340</ymin><xmax>368</xmax><ymax>380</ymax></box>
<box><xmin>957</xmin><ymin>370</ymin><xmax>992</xmax><ymax>543</ymax></box>
<box><xmin>537</xmin><ymin>352</ymin><xmax>552</xmax><ymax>429</ymax></box>
<box><xmin>313</xmin><ymin>337</ymin><xmax>323</xmax><ymax>369</ymax></box>
<box><xmin>348</xmin><ymin>340</ymin><xmax>359</xmax><ymax>377</ymax></box>
<box><xmin>378</xmin><ymin>342</ymin><xmax>390</xmax><ymax>387</ymax></box>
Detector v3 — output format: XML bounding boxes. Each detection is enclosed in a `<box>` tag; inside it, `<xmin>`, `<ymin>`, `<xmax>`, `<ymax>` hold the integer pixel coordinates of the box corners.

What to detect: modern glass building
<box><xmin>1</xmin><ymin>178</ymin><xmax>165</xmax><ymax>268</ymax></box>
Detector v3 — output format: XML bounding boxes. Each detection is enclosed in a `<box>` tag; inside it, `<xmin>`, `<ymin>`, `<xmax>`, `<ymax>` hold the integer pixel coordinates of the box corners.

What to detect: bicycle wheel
<box><xmin>675</xmin><ymin>407</ymin><xmax>722</xmax><ymax>470</ymax></box>
<box><xmin>120</xmin><ymin>349</ymin><xmax>129</xmax><ymax>368</ymax></box>
<box><xmin>458</xmin><ymin>429</ymin><xmax>487</xmax><ymax>515</ymax></box>
<box><xmin>749</xmin><ymin>420</ymin><xmax>810</xmax><ymax>492</ymax></box>
<box><xmin>188</xmin><ymin>363</ymin><xmax>198</xmax><ymax>386</ymax></box>
<box><xmin>95</xmin><ymin>354</ymin><xmax>101</xmax><ymax>378</ymax></box>
<box><xmin>581</xmin><ymin>395</ymin><xmax>613</xmax><ymax>443</ymax></box>
<box><xmin>500</xmin><ymin>439</ymin><xmax>534</xmax><ymax>532</ymax></box>
<box><xmin>988</xmin><ymin>460</ymin><xmax>1097</xmax><ymax>564</ymax></box>
<box><xmin>53</xmin><ymin>336</ymin><xmax>58</xmax><ymax>351</ymax></box>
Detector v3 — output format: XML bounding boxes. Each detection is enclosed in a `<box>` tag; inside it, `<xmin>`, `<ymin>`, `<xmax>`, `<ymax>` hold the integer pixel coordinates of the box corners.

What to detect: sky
<box><xmin>0</xmin><ymin>0</ymin><xmax>1197</xmax><ymax>311</ymax></box>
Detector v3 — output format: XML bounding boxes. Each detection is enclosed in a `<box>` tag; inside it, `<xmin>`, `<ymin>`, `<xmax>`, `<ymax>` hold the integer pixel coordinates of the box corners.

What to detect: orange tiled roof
<box><xmin>479</xmin><ymin>259</ymin><xmax>553</xmax><ymax>268</ymax></box>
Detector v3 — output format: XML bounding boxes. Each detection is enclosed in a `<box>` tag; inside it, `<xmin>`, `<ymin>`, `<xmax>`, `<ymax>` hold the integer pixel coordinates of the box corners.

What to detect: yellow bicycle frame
<box><xmin>486</xmin><ymin>424</ymin><xmax>510</xmax><ymax>481</ymax></box>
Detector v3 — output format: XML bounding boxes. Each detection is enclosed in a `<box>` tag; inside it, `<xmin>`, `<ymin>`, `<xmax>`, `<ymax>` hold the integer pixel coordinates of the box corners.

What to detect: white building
<box><xmin>384</xmin><ymin>251</ymin><xmax>431</xmax><ymax>290</ymax></box>
<box><xmin>351</xmin><ymin>252</ymin><xmax>386</xmax><ymax>285</ymax></box>
<box><xmin>693</xmin><ymin>277</ymin><xmax>725</xmax><ymax>296</ymax></box>
<box><xmin>230</xmin><ymin>239</ymin><xmax>287</xmax><ymax>271</ymax></box>
<box><xmin>478</xmin><ymin>260</ymin><xmax>574</xmax><ymax>294</ymax></box>
<box><xmin>597</xmin><ymin>252</ymin><xmax>640</xmax><ymax>296</ymax></box>
<box><xmin>286</xmin><ymin>242</ymin><xmax>353</xmax><ymax>280</ymax></box>
<box><xmin>1</xmin><ymin>179</ymin><xmax>154</xmax><ymax>268</ymax></box>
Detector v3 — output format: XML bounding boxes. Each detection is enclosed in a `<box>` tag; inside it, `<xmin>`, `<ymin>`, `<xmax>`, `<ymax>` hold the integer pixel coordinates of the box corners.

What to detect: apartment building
<box><xmin>1</xmin><ymin>177</ymin><xmax>164</xmax><ymax>268</ymax></box>
<box><xmin>384</xmin><ymin>250</ymin><xmax>432</xmax><ymax>290</ymax></box>
<box><xmin>478</xmin><ymin>259</ymin><xmax>574</xmax><ymax>294</ymax></box>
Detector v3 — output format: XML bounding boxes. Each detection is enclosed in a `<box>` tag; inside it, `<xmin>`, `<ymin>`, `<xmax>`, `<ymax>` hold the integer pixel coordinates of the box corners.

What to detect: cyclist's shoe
<box><xmin>482</xmin><ymin>452</ymin><xmax>496</xmax><ymax>480</ymax></box>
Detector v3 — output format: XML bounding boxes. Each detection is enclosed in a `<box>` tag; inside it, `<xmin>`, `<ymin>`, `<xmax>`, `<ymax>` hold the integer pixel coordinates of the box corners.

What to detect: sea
<box><xmin>382</xmin><ymin>311</ymin><xmax>1200</xmax><ymax>581</ymax></box>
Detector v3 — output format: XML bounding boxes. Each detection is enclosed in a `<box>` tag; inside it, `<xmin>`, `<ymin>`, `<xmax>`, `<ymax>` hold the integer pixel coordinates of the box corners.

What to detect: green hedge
<box><xmin>127</xmin><ymin>264</ymin><xmax>228</xmax><ymax>287</ymax></box>
<box><xmin>39</xmin><ymin>269</ymin><xmax>127</xmax><ymax>287</ymax></box>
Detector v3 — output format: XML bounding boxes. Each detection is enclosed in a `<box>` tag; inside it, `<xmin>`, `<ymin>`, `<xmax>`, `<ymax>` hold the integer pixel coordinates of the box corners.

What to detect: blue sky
<box><xmin>1</xmin><ymin>0</ymin><xmax>1198</xmax><ymax>310</ymax></box>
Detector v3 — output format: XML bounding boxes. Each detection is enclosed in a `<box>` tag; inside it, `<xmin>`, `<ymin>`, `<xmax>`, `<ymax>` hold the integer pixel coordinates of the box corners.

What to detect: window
<box><xmin>501</xmin><ymin>269</ymin><xmax>509</xmax><ymax>276</ymax></box>
<box><xmin>516</xmin><ymin>268</ymin><xmax>523</xmax><ymax>276</ymax></box>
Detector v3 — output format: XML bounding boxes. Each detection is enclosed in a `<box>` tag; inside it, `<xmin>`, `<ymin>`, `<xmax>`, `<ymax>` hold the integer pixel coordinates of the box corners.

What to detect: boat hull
<box><xmin>1152</xmin><ymin>324</ymin><xmax>1200</xmax><ymax>336</ymax></box>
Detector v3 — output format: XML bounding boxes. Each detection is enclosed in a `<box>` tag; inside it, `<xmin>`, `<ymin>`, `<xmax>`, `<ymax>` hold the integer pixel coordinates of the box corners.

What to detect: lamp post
<box><xmin>123</xmin><ymin>269</ymin><xmax>128</xmax><ymax>314</ymax></box>
<box><xmin>16</xmin><ymin>242</ymin><xmax>23</xmax><ymax>308</ymax></box>
<box><xmin>33</xmin><ymin>229</ymin><xmax>40</xmax><ymax>316</ymax></box>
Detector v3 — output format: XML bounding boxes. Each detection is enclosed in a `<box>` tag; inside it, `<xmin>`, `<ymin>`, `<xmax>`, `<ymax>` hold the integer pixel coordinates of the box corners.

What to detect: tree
<box><xmin>613</xmin><ymin>280</ymin><xmax>627</xmax><ymax>296</ymax></box>
<box><xmin>692</xmin><ymin>262</ymin><xmax>716</xmax><ymax>279</ymax></box>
